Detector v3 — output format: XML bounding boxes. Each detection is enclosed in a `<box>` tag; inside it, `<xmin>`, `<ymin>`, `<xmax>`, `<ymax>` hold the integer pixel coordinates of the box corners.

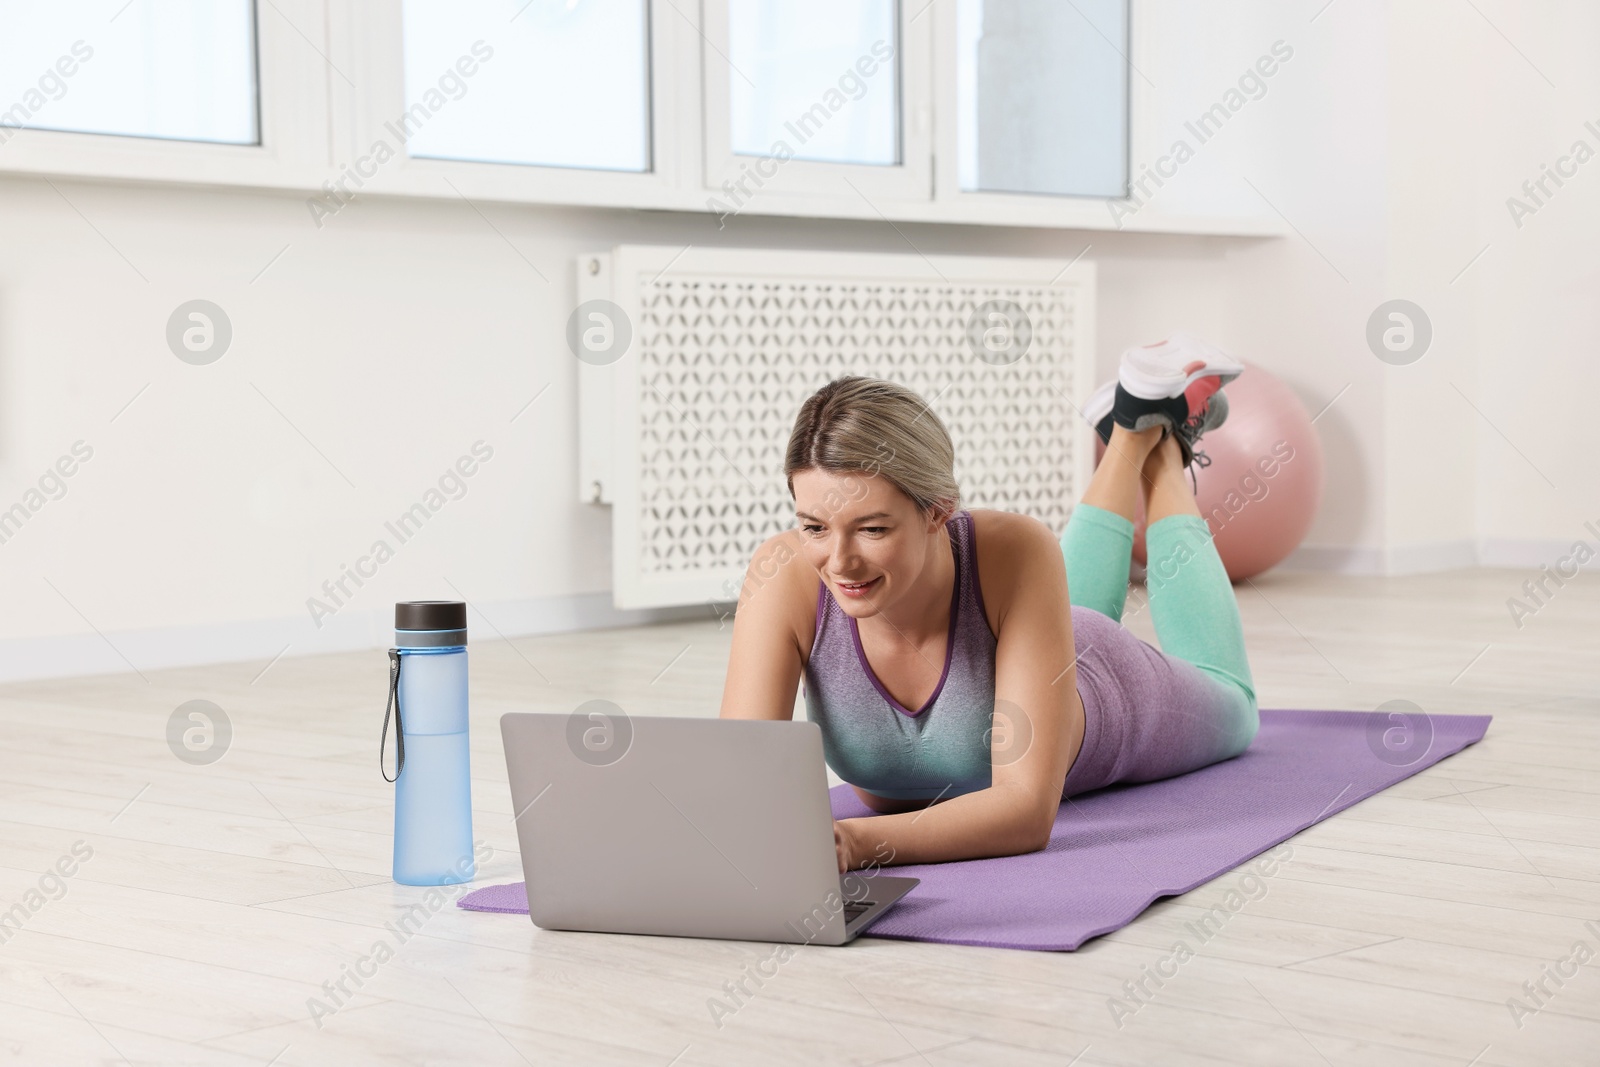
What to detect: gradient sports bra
<box><xmin>801</xmin><ymin>509</ymin><xmax>998</xmax><ymax>800</ymax></box>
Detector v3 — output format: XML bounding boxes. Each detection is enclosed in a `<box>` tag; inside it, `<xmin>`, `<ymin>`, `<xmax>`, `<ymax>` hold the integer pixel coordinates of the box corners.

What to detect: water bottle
<box><xmin>382</xmin><ymin>601</ymin><xmax>474</xmax><ymax>886</ymax></box>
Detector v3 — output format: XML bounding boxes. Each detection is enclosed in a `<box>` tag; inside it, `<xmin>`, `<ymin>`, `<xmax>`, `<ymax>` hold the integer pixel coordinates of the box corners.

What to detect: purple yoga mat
<box><xmin>460</xmin><ymin>709</ymin><xmax>1491</xmax><ymax>950</ymax></box>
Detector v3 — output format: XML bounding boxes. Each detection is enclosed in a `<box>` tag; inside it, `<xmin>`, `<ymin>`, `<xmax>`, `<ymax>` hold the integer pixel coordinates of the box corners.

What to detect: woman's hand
<box><xmin>832</xmin><ymin>818</ymin><xmax>859</xmax><ymax>873</ymax></box>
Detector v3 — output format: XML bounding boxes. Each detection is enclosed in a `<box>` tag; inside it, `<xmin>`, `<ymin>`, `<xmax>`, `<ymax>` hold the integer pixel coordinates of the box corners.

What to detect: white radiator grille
<box><xmin>578</xmin><ymin>247</ymin><xmax>1096</xmax><ymax>610</ymax></box>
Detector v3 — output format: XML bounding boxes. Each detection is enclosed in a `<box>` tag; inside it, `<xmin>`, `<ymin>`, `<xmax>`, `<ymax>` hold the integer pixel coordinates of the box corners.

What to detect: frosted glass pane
<box><xmin>728</xmin><ymin>0</ymin><xmax>898</xmax><ymax>166</ymax></box>
<box><xmin>0</xmin><ymin>0</ymin><xmax>258</xmax><ymax>145</ymax></box>
<box><xmin>401</xmin><ymin>0</ymin><xmax>650</xmax><ymax>172</ymax></box>
<box><xmin>957</xmin><ymin>0</ymin><xmax>1128</xmax><ymax>197</ymax></box>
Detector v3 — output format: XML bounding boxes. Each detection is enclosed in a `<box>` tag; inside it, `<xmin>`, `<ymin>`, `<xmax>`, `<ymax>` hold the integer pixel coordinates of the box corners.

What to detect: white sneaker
<box><xmin>1118</xmin><ymin>331</ymin><xmax>1244</xmax><ymax>401</ymax></box>
<box><xmin>1083</xmin><ymin>332</ymin><xmax>1242</xmax><ymax>468</ymax></box>
<box><xmin>1083</xmin><ymin>379</ymin><xmax>1117</xmax><ymax>444</ymax></box>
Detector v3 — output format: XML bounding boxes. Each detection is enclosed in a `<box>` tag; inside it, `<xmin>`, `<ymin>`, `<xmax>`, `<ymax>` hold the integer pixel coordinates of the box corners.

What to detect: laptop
<box><xmin>499</xmin><ymin>713</ymin><xmax>919</xmax><ymax>946</ymax></box>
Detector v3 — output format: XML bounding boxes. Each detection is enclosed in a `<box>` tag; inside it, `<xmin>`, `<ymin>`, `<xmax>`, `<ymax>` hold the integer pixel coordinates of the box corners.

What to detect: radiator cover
<box><xmin>577</xmin><ymin>245</ymin><xmax>1096</xmax><ymax>610</ymax></box>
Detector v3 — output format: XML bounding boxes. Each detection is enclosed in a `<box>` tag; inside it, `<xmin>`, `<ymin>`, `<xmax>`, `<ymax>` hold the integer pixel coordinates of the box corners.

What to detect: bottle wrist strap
<box><xmin>381</xmin><ymin>648</ymin><xmax>405</xmax><ymax>782</ymax></box>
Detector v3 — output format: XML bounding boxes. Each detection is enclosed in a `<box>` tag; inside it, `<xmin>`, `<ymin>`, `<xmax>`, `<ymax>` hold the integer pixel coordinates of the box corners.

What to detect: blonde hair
<box><xmin>784</xmin><ymin>375</ymin><xmax>961</xmax><ymax>519</ymax></box>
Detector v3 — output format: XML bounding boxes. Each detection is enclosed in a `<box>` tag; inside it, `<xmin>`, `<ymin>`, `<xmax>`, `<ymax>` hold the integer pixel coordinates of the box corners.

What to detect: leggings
<box><xmin>1058</xmin><ymin>503</ymin><xmax>1259</xmax><ymax>798</ymax></box>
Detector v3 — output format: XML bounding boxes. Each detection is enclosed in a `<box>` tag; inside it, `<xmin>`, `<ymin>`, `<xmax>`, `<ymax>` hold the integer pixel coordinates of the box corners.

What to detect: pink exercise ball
<box><xmin>1092</xmin><ymin>362</ymin><xmax>1324</xmax><ymax>581</ymax></box>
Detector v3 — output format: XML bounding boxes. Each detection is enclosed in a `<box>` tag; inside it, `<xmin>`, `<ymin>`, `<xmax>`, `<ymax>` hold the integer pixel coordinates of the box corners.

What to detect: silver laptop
<box><xmin>499</xmin><ymin>713</ymin><xmax>918</xmax><ymax>945</ymax></box>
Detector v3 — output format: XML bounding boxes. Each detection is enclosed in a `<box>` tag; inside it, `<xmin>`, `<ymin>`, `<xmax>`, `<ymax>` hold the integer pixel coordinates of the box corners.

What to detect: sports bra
<box><xmin>800</xmin><ymin>509</ymin><xmax>998</xmax><ymax>800</ymax></box>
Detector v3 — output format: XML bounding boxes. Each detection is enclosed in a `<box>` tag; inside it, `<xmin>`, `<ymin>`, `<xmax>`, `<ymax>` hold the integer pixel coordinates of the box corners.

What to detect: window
<box><xmin>700</xmin><ymin>0</ymin><xmax>930</xmax><ymax>205</ymax></box>
<box><xmin>956</xmin><ymin>0</ymin><xmax>1129</xmax><ymax>197</ymax></box>
<box><xmin>0</xmin><ymin>0</ymin><xmax>258</xmax><ymax>145</ymax></box>
<box><xmin>0</xmin><ymin>1</ymin><xmax>1272</xmax><ymax>235</ymax></box>
<box><xmin>727</xmin><ymin>0</ymin><xmax>899</xmax><ymax>167</ymax></box>
<box><xmin>399</xmin><ymin>0</ymin><xmax>652</xmax><ymax>172</ymax></box>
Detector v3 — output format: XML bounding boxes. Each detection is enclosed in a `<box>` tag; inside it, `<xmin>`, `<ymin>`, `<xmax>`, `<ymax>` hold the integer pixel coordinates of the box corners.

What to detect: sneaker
<box><xmin>1170</xmin><ymin>389</ymin><xmax>1229</xmax><ymax>471</ymax></box>
<box><xmin>1113</xmin><ymin>332</ymin><xmax>1242</xmax><ymax>465</ymax></box>
<box><xmin>1083</xmin><ymin>379</ymin><xmax>1117</xmax><ymax>445</ymax></box>
<box><xmin>1118</xmin><ymin>331</ymin><xmax>1244</xmax><ymax>404</ymax></box>
<box><xmin>1089</xmin><ymin>381</ymin><xmax>1229</xmax><ymax>468</ymax></box>
<box><xmin>1084</xmin><ymin>373</ymin><xmax>1220</xmax><ymax>449</ymax></box>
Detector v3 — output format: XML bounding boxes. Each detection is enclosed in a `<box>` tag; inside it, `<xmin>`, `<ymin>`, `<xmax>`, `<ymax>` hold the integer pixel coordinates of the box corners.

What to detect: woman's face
<box><xmin>791</xmin><ymin>468</ymin><xmax>947</xmax><ymax>618</ymax></box>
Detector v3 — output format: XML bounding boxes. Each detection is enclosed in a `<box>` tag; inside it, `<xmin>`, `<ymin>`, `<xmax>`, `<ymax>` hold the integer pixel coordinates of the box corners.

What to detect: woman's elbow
<box><xmin>1014</xmin><ymin>807</ymin><xmax>1056</xmax><ymax>854</ymax></box>
<box><xmin>994</xmin><ymin>782</ymin><xmax>1058</xmax><ymax>854</ymax></box>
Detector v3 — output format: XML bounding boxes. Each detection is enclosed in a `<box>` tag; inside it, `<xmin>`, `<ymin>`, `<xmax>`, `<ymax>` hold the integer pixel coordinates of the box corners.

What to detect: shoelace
<box><xmin>1180</xmin><ymin>410</ymin><xmax>1213</xmax><ymax>493</ymax></box>
<box><xmin>1187</xmin><ymin>448</ymin><xmax>1211</xmax><ymax>493</ymax></box>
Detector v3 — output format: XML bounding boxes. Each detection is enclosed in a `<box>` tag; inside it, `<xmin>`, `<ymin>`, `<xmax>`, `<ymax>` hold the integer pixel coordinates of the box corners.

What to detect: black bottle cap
<box><xmin>395</xmin><ymin>601</ymin><xmax>467</xmax><ymax>631</ymax></box>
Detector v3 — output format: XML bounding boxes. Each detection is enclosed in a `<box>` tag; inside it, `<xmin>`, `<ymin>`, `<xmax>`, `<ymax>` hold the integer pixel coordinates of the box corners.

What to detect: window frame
<box><xmin>698</xmin><ymin>0</ymin><xmax>933</xmax><ymax>207</ymax></box>
<box><xmin>932</xmin><ymin>0</ymin><xmax>1139</xmax><ymax>217</ymax></box>
<box><xmin>0</xmin><ymin>0</ymin><xmax>1281</xmax><ymax>237</ymax></box>
<box><xmin>334</xmin><ymin>0</ymin><xmax>693</xmax><ymax>208</ymax></box>
<box><xmin>0</xmin><ymin>0</ymin><xmax>329</xmax><ymax>191</ymax></box>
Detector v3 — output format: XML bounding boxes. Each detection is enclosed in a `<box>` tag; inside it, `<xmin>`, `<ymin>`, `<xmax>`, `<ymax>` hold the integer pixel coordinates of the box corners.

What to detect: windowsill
<box><xmin>0</xmin><ymin>145</ymin><xmax>1286</xmax><ymax>238</ymax></box>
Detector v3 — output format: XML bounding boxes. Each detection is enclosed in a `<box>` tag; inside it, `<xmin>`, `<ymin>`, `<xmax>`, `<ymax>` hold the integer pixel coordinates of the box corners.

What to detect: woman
<box><xmin>719</xmin><ymin>334</ymin><xmax>1260</xmax><ymax>873</ymax></box>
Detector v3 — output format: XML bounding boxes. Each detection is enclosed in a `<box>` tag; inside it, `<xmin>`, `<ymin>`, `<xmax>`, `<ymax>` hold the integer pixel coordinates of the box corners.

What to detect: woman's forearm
<box><xmin>843</xmin><ymin>782</ymin><xmax>1048</xmax><ymax>867</ymax></box>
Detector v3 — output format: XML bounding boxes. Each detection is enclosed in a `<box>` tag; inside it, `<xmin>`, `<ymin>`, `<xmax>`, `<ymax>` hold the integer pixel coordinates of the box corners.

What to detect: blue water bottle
<box><xmin>382</xmin><ymin>601</ymin><xmax>474</xmax><ymax>886</ymax></box>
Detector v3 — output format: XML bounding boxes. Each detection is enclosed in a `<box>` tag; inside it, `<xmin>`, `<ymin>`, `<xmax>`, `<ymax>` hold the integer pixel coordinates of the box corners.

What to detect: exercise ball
<box><xmin>1092</xmin><ymin>362</ymin><xmax>1324</xmax><ymax>581</ymax></box>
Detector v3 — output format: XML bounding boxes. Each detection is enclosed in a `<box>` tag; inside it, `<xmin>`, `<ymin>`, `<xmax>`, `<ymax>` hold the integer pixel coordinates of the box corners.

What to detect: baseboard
<box><xmin>1279</xmin><ymin>536</ymin><xmax>1597</xmax><ymax>576</ymax></box>
<box><xmin>1279</xmin><ymin>539</ymin><xmax>1478</xmax><ymax>576</ymax></box>
<box><xmin>1383</xmin><ymin>539</ymin><xmax>1482</xmax><ymax>575</ymax></box>
<box><xmin>1276</xmin><ymin>543</ymin><xmax>1392</xmax><ymax>575</ymax></box>
<box><xmin>0</xmin><ymin>592</ymin><xmax>717</xmax><ymax>685</ymax></box>
<box><xmin>1478</xmin><ymin>537</ymin><xmax>1600</xmax><ymax>570</ymax></box>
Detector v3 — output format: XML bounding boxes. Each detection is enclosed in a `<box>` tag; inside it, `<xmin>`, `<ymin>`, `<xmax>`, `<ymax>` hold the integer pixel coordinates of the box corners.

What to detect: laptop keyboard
<box><xmin>843</xmin><ymin>900</ymin><xmax>874</xmax><ymax>921</ymax></box>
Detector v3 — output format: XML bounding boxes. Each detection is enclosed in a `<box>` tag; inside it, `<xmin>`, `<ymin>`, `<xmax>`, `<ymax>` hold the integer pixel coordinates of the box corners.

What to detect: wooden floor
<box><xmin>2</xmin><ymin>567</ymin><xmax>1597</xmax><ymax>1066</ymax></box>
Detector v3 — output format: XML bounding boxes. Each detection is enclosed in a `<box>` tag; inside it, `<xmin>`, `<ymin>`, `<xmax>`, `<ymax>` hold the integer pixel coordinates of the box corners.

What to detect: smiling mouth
<box><xmin>837</xmin><ymin>577</ymin><xmax>879</xmax><ymax>591</ymax></box>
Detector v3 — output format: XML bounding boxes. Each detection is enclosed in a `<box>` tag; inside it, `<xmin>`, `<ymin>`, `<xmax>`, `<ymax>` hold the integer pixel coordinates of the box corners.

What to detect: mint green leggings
<box><xmin>1057</xmin><ymin>503</ymin><xmax>1260</xmax><ymax>796</ymax></box>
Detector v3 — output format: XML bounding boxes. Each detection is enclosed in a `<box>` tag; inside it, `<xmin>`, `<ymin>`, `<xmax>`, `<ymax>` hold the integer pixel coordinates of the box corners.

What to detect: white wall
<box><xmin>1467</xmin><ymin>2</ymin><xmax>1600</xmax><ymax>558</ymax></box>
<box><xmin>1165</xmin><ymin>0</ymin><xmax>1394</xmax><ymax>561</ymax></box>
<box><xmin>1380</xmin><ymin>0</ymin><xmax>1486</xmax><ymax>566</ymax></box>
<box><xmin>0</xmin><ymin>0</ymin><xmax>1591</xmax><ymax>681</ymax></box>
